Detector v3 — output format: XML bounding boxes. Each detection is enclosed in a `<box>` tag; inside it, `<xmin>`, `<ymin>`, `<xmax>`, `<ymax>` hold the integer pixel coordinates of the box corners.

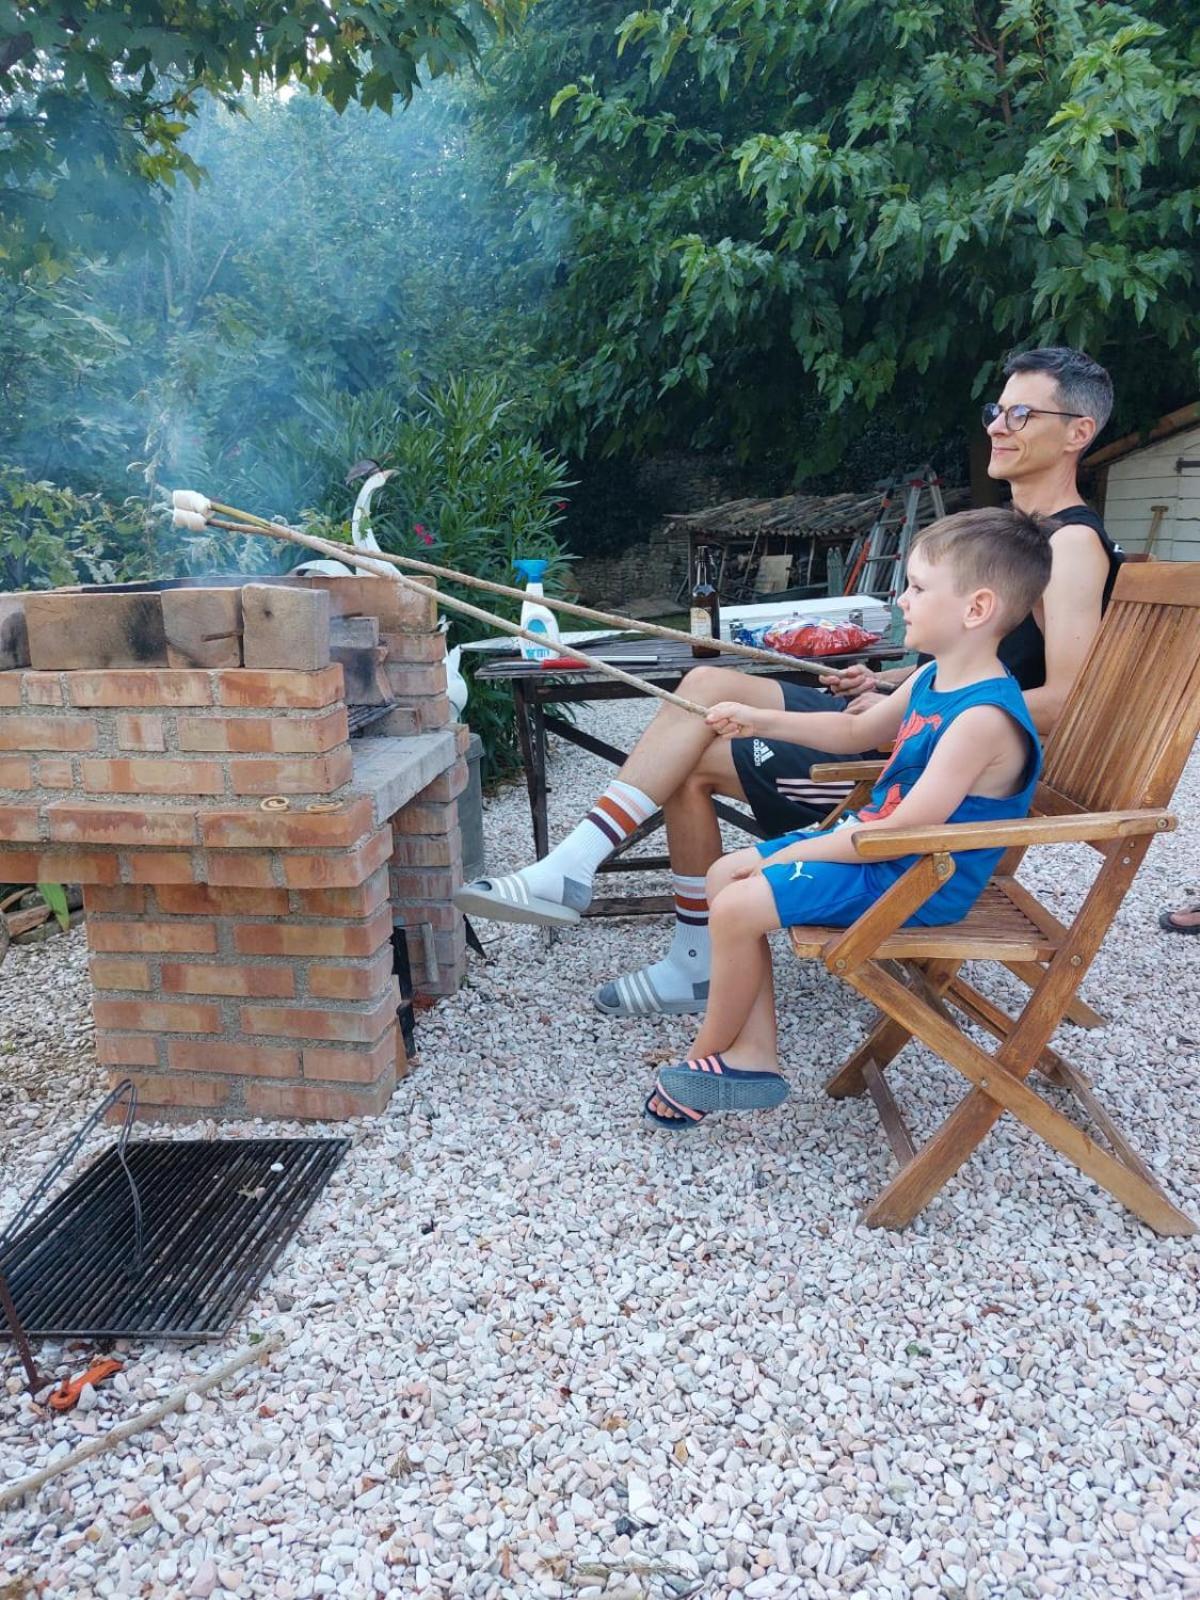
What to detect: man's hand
<box><xmin>818</xmin><ymin>662</ymin><xmax>876</xmax><ymax>699</ymax></box>
<box><xmin>706</xmin><ymin>700</ymin><xmax>766</xmax><ymax>738</ymax></box>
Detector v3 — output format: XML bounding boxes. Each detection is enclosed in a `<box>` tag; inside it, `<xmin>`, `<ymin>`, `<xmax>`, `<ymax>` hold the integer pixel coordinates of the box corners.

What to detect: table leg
<box><xmin>514</xmin><ymin>682</ymin><xmax>551</xmax><ymax>860</ymax></box>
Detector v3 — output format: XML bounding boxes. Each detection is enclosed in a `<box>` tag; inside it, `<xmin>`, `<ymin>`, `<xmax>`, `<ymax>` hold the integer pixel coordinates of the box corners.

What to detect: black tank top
<box><xmin>997</xmin><ymin>504</ymin><xmax>1122</xmax><ymax>690</ymax></box>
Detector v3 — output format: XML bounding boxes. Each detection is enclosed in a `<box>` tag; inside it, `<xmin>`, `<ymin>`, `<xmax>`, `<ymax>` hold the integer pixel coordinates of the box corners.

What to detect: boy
<box><xmin>646</xmin><ymin>507</ymin><xmax>1053</xmax><ymax>1130</ymax></box>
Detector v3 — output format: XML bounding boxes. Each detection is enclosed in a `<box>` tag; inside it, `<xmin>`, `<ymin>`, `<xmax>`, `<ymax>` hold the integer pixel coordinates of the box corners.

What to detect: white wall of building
<box><xmin>1100</xmin><ymin>422</ymin><xmax>1200</xmax><ymax>558</ymax></box>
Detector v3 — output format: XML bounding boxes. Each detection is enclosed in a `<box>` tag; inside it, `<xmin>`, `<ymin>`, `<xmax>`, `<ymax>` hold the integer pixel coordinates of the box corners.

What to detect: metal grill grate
<box><xmin>0</xmin><ymin>1138</ymin><xmax>349</xmax><ymax>1341</ymax></box>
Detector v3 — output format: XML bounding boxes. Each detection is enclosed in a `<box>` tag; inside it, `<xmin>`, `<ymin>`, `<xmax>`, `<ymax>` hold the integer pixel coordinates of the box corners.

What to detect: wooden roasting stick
<box><xmin>199</xmin><ymin>500</ymin><xmax>835</xmax><ymax>681</ymax></box>
<box><xmin>0</xmin><ymin>1334</ymin><xmax>284</xmax><ymax>1510</ymax></box>
<box><xmin>209</xmin><ymin>518</ymin><xmax>708</xmax><ymax>716</ymax></box>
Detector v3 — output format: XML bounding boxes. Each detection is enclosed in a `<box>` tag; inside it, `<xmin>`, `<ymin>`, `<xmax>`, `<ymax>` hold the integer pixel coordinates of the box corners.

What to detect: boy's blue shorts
<box><xmin>754</xmin><ymin>824</ymin><xmax>878</xmax><ymax>930</ymax></box>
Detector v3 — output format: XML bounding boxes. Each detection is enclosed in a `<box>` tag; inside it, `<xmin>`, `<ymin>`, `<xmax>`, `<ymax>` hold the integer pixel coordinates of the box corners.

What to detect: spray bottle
<box><xmin>514</xmin><ymin>559</ymin><xmax>561</xmax><ymax>662</ymax></box>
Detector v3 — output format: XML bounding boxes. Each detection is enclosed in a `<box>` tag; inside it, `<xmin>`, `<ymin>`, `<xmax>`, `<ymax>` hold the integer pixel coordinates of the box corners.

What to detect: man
<box><xmin>455</xmin><ymin>346</ymin><xmax>1121</xmax><ymax>1017</ymax></box>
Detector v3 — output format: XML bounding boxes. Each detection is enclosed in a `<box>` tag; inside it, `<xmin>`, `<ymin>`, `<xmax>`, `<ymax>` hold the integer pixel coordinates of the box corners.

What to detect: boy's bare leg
<box><xmin>646</xmin><ymin>868</ymin><xmax>784</xmax><ymax>1123</ymax></box>
<box><xmin>457</xmin><ymin>666</ymin><xmax>783</xmax><ymax>929</ymax></box>
<box><xmin>689</xmin><ymin>874</ymin><xmax>780</xmax><ymax>1059</ymax></box>
<box><xmin>646</xmin><ymin>936</ymin><xmax>778</xmax><ymax>1123</ymax></box>
<box><xmin>717</xmin><ymin>942</ymin><xmax>779</xmax><ymax>1068</ymax></box>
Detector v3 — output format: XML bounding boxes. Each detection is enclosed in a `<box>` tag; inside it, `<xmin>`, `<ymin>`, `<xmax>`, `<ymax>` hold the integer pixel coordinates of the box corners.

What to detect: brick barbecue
<box><xmin>0</xmin><ymin>572</ymin><xmax>469</xmax><ymax>1121</ymax></box>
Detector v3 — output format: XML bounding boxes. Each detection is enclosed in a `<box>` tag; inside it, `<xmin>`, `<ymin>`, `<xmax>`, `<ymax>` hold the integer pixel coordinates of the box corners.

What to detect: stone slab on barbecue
<box><xmin>331</xmin><ymin>642</ymin><xmax>391</xmax><ymax>705</ymax></box>
<box><xmin>296</xmin><ymin>572</ymin><xmax>438</xmax><ymax>634</ymax></box>
<box><xmin>330</xmin><ymin>615</ymin><xmax>381</xmax><ymax>649</ymax></box>
<box><xmin>242</xmin><ymin>584</ymin><xmax>331</xmax><ymax>671</ymax></box>
<box><xmin>162</xmin><ymin>587</ymin><xmax>243</xmax><ymax>668</ymax></box>
<box><xmin>24</xmin><ymin>591</ymin><xmax>169</xmax><ymax>670</ymax></box>
<box><xmin>0</xmin><ymin>594</ymin><xmax>30</xmax><ymax>670</ymax></box>
<box><xmin>351</xmin><ymin>731</ymin><xmax>458</xmax><ymax>825</ymax></box>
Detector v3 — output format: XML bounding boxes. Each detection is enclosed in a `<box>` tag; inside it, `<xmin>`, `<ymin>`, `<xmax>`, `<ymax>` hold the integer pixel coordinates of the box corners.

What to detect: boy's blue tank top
<box><xmin>854</xmin><ymin>663</ymin><xmax>1042</xmax><ymax>925</ymax></box>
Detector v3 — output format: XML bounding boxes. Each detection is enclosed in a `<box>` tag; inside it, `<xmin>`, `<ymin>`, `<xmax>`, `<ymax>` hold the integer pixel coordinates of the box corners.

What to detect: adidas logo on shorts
<box><xmin>752</xmin><ymin>739</ymin><xmax>773</xmax><ymax>767</ymax></box>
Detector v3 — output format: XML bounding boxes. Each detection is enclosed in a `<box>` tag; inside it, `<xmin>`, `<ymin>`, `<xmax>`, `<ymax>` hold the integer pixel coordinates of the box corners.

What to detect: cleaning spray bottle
<box><xmin>514</xmin><ymin>559</ymin><xmax>561</xmax><ymax>662</ymax></box>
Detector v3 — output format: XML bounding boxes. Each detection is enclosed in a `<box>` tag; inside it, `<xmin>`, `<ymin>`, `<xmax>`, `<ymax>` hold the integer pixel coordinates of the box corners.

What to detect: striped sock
<box><xmin>671</xmin><ymin>872</ymin><xmax>709</xmax><ymax>932</ymax></box>
<box><xmin>519</xmin><ymin>780</ymin><xmax>657</xmax><ymax>912</ymax></box>
<box><xmin>667</xmin><ymin>871</ymin><xmax>711</xmax><ymax>964</ymax></box>
<box><xmin>592</xmin><ymin>871</ymin><xmax>711</xmax><ymax>1016</ymax></box>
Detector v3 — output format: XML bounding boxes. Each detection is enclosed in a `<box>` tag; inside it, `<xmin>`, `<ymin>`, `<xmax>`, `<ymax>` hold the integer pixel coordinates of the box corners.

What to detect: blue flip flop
<box><xmin>1159</xmin><ymin>904</ymin><xmax>1200</xmax><ymax>935</ymax></box>
<box><xmin>642</xmin><ymin>1084</ymin><xmax>708</xmax><ymax>1133</ymax></box>
<box><xmin>657</xmin><ymin>1054</ymin><xmax>789</xmax><ymax>1114</ymax></box>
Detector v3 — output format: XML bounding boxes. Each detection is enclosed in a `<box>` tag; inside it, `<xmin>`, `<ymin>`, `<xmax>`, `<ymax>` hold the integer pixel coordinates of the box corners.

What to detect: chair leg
<box><xmin>823</xmin><ymin>959</ymin><xmax>960</xmax><ymax>1099</ymax></box>
<box><xmin>824</xmin><ymin>1014</ymin><xmax>913</xmax><ymax>1100</ymax></box>
<box><xmin>1003</xmin><ymin>960</ymin><xmax>1106</xmax><ymax>1029</ymax></box>
<box><xmin>848</xmin><ymin>963</ymin><xmax>1196</xmax><ymax>1238</ymax></box>
<box><xmin>941</xmin><ymin>975</ymin><xmax>1073</xmax><ymax>1085</ymax></box>
<box><xmin>934</xmin><ymin>976</ymin><xmax>1165</xmax><ymax>1188</ymax></box>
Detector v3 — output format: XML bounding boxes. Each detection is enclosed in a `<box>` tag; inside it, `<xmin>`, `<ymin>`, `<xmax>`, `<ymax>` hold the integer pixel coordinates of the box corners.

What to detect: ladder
<box><xmin>843</xmin><ymin>467</ymin><xmax>946</xmax><ymax>604</ymax></box>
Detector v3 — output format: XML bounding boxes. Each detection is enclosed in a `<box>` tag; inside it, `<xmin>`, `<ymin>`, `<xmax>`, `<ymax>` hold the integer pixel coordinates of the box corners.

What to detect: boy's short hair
<box><xmin>913</xmin><ymin>507</ymin><xmax>1055</xmax><ymax>630</ymax></box>
<box><xmin>1003</xmin><ymin>346</ymin><xmax>1114</xmax><ymax>437</ymax></box>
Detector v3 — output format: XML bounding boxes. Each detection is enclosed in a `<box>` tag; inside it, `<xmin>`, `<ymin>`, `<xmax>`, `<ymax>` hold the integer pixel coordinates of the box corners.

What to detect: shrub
<box><xmin>271</xmin><ymin>375</ymin><xmax>574</xmax><ymax>781</ymax></box>
<box><xmin>0</xmin><ymin>468</ymin><xmax>151</xmax><ymax>591</ymax></box>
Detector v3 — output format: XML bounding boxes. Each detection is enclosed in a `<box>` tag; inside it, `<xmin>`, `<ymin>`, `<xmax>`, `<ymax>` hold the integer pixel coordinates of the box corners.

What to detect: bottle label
<box><xmin>521</xmin><ymin>616</ymin><xmax>552</xmax><ymax>660</ymax></box>
<box><xmin>690</xmin><ymin>608</ymin><xmax>713</xmax><ymax>639</ymax></box>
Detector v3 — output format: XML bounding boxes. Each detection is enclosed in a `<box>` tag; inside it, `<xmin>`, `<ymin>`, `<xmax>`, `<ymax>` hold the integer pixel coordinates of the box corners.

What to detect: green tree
<box><xmin>0</xmin><ymin>466</ymin><xmax>149</xmax><ymax>589</ymax></box>
<box><xmin>498</xmin><ymin>0</ymin><xmax>1200</xmax><ymax>468</ymax></box>
<box><xmin>0</xmin><ymin>0</ymin><xmax>527</xmax><ymax>275</ymax></box>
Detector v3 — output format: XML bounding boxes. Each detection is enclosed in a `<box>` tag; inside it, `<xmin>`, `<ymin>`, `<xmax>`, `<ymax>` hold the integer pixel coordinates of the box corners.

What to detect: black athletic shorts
<box><xmin>731</xmin><ymin>683</ymin><xmax>879</xmax><ymax>836</ymax></box>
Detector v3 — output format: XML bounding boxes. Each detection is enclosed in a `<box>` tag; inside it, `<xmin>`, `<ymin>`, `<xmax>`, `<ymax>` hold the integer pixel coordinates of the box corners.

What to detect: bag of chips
<box><xmin>762</xmin><ymin>619</ymin><xmax>881</xmax><ymax>657</ymax></box>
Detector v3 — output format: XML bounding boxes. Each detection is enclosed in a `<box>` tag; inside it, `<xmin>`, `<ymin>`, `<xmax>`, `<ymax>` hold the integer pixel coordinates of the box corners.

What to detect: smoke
<box><xmin>1</xmin><ymin>77</ymin><xmax>569</xmax><ymax>561</ymax></box>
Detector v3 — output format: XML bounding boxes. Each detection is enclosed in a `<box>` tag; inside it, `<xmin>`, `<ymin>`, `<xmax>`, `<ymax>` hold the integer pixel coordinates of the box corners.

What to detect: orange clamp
<box><xmin>48</xmin><ymin>1358</ymin><xmax>123</xmax><ymax>1412</ymax></box>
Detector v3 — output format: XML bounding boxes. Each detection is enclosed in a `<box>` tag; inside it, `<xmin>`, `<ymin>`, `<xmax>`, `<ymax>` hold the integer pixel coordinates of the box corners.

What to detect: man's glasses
<box><xmin>982</xmin><ymin>402</ymin><xmax>1086</xmax><ymax>432</ymax></box>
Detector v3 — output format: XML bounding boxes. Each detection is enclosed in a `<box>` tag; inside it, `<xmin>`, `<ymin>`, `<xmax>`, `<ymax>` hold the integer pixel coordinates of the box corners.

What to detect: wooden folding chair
<box><xmin>791</xmin><ymin>562</ymin><xmax>1200</xmax><ymax>1236</ymax></box>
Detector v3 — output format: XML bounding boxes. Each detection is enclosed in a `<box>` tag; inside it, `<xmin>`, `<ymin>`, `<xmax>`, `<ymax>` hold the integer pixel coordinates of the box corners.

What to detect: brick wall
<box><xmin>0</xmin><ymin>574</ymin><xmax>468</xmax><ymax>1122</ymax></box>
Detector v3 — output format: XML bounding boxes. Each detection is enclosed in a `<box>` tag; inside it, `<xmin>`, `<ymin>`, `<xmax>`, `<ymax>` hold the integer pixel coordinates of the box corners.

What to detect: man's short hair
<box><xmin>1003</xmin><ymin>346</ymin><xmax>1113</xmax><ymax>437</ymax></box>
<box><xmin>913</xmin><ymin>507</ymin><xmax>1055</xmax><ymax>631</ymax></box>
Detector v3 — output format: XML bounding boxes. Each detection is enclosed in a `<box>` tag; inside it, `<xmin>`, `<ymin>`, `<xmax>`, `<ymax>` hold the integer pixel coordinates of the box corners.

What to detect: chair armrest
<box><xmin>850</xmin><ymin>809</ymin><xmax>1176</xmax><ymax>861</ymax></box>
<box><xmin>809</xmin><ymin>760</ymin><xmax>887</xmax><ymax>783</ymax></box>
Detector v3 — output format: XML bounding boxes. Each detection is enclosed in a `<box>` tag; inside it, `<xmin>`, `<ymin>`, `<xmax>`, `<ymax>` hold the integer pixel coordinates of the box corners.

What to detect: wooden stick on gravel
<box><xmin>208</xmin><ymin>519</ymin><xmax>710</xmax><ymax>716</ymax></box>
<box><xmin>0</xmin><ymin>1333</ymin><xmax>284</xmax><ymax>1511</ymax></box>
<box><xmin>202</xmin><ymin>501</ymin><xmax>836</xmax><ymax>680</ymax></box>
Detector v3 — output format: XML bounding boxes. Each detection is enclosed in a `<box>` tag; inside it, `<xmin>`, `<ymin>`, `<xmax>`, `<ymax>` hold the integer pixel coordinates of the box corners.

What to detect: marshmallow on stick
<box><xmin>171</xmin><ymin>490</ymin><xmax>212</xmax><ymax>516</ymax></box>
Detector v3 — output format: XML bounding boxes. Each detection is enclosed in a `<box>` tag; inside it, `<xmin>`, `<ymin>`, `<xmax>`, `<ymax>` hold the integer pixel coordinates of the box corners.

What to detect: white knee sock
<box><xmin>518</xmin><ymin>780</ymin><xmax>657</xmax><ymax>910</ymax></box>
<box><xmin>595</xmin><ymin>872</ymin><xmax>712</xmax><ymax>1014</ymax></box>
<box><xmin>663</xmin><ymin>873</ymin><xmax>711</xmax><ymax>977</ymax></box>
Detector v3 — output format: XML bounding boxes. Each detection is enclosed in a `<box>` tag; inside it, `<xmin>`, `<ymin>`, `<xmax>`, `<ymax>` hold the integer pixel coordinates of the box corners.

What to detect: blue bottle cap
<box><xmin>514</xmin><ymin>559</ymin><xmax>550</xmax><ymax>582</ymax></box>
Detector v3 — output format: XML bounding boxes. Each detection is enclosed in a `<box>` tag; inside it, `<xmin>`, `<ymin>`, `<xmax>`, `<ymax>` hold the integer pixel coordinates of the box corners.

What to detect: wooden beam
<box><xmin>1084</xmin><ymin>401</ymin><xmax>1200</xmax><ymax>470</ymax></box>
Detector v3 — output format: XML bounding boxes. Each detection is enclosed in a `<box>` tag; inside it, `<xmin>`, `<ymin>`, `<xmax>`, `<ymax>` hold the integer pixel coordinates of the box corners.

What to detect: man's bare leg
<box><xmin>611</xmin><ymin>668</ymin><xmax>784</xmax><ymax>800</ymax></box>
<box><xmin>456</xmin><ymin>667</ymin><xmax>784</xmax><ymax>929</ymax></box>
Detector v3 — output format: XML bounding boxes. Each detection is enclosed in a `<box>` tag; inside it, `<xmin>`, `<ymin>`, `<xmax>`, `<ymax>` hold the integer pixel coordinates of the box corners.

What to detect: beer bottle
<box><xmin>690</xmin><ymin>545</ymin><xmax>720</xmax><ymax>658</ymax></box>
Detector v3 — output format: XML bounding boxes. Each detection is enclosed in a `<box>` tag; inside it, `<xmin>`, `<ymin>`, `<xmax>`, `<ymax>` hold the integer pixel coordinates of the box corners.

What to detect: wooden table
<box><xmin>474</xmin><ymin>637</ymin><xmax>906</xmax><ymax>919</ymax></box>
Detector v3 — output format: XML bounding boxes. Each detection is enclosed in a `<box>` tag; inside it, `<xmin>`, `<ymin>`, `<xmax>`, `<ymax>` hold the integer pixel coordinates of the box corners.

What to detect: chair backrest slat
<box><xmin>1041</xmin><ymin>564</ymin><xmax>1200</xmax><ymax>814</ymax></box>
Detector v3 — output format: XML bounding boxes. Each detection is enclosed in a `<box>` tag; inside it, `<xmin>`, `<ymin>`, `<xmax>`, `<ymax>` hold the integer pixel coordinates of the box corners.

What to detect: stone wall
<box><xmin>571</xmin><ymin>453</ymin><xmax>770</xmax><ymax>608</ymax></box>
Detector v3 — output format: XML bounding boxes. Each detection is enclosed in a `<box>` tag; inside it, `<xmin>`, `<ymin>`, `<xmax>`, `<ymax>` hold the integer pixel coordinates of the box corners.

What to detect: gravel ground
<box><xmin>2</xmin><ymin>700</ymin><xmax>1199</xmax><ymax>1600</ymax></box>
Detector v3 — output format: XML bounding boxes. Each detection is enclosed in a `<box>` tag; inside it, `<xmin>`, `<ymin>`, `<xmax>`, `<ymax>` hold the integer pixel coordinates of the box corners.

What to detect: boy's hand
<box><xmin>706</xmin><ymin>700</ymin><xmax>764</xmax><ymax>738</ymax></box>
<box><xmin>843</xmin><ymin>690</ymin><xmax>889</xmax><ymax>715</ymax></box>
<box><xmin>818</xmin><ymin>663</ymin><xmax>876</xmax><ymax>699</ymax></box>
